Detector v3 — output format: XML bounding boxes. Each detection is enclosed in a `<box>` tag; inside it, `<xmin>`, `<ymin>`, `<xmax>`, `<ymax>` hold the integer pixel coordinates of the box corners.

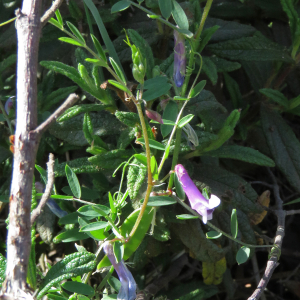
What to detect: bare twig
<box><xmin>41</xmin><ymin>0</ymin><xmax>64</xmax><ymax>27</ymax></box>
<box><xmin>251</xmin><ymin>254</ymin><xmax>267</xmax><ymax>300</ymax></box>
<box><xmin>33</xmin><ymin>93</ymin><xmax>79</xmax><ymax>137</ymax></box>
<box><xmin>248</xmin><ymin>169</ymin><xmax>286</xmax><ymax>300</ymax></box>
<box><xmin>30</xmin><ymin>153</ymin><xmax>55</xmax><ymax>225</ymax></box>
<box><xmin>285</xmin><ymin>209</ymin><xmax>300</xmax><ymax>216</ymax></box>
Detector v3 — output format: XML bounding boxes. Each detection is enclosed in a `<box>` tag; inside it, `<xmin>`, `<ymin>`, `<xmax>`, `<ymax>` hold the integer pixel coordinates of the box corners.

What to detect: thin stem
<box><xmin>173</xmin><ymin>195</ymin><xmax>274</xmax><ymax>249</ymax></box>
<box><xmin>0</xmin><ymin>17</ymin><xmax>17</xmax><ymax>27</ymax></box>
<box><xmin>157</xmin><ymin>100</ymin><xmax>189</xmax><ymax>175</ymax></box>
<box><xmin>194</xmin><ymin>0</ymin><xmax>214</xmax><ymax>41</ymax></box>
<box><xmin>129</xmin><ymin>100</ymin><xmax>153</xmax><ymax>237</ymax></box>
<box><xmin>167</xmin><ymin>127</ymin><xmax>182</xmax><ymax>190</ymax></box>
<box><xmin>128</xmin><ymin>1</ymin><xmax>181</xmax><ymax>33</ymax></box>
<box><xmin>0</xmin><ymin>99</ymin><xmax>14</xmax><ymax>135</ymax></box>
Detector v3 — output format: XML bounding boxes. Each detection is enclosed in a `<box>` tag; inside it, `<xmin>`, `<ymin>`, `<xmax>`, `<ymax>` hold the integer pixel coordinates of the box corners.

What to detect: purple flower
<box><xmin>175</xmin><ymin>164</ymin><xmax>221</xmax><ymax>224</ymax></box>
<box><xmin>173</xmin><ymin>30</ymin><xmax>186</xmax><ymax>87</ymax></box>
<box><xmin>103</xmin><ymin>241</ymin><xmax>137</xmax><ymax>300</ymax></box>
<box><xmin>145</xmin><ymin>109</ymin><xmax>163</xmax><ymax>124</ymax></box>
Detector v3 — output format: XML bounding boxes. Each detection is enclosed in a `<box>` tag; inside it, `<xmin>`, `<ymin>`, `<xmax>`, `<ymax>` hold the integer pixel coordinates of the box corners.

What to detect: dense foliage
<box><xmin>1</xmin><ymin>0</ymin><xmax>300</xmax><ymax>299</ymax></box>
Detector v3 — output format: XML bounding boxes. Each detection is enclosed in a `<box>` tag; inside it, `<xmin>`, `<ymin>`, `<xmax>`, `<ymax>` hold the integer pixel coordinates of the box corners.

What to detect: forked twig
<box><xmin>41</xmin><ymin>0</ymin><xmax>64</xmax><ymax>27</ymax></box>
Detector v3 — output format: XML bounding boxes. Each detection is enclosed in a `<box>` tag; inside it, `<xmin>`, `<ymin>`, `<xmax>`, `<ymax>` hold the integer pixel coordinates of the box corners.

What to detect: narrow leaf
<box><xmin>113</xmin><ymin>241</ymin><xmax>124</xmax><ymax>263</ymax></box>
<box><xmin>55</xmin><ymin>9</ymin><xmax>64</xmax><ymax>27</ymax></box>
<box><xmin>147</xmin><ymin>196</ymin><xmax>177</xmax><ymax>206</ymax></box>
<box><xmin>176</xmin><ymin>214</ymin><xmax>198</xmax><ymax>220</ymax></box>
<box><xmin>80</xmin><ymin>221</ymin><xmax>108</xmax><ymax>232</ymax></box>
<box><xmin>177</xmin><ymin>114</ymin><xmax>194</xmax><ymax>128</ymax></box>
<box><xmin>62</xmin><ymin>281</ymin><xmax>95</xmax><ymax>296</ymax></box>
<box><xmin>109</xmin><ymin>57</ymin><xmax>126</xmax><ymax>83</ymax></box>
<box><xmin>65</xmin><ymin>165</ymin><xmax>81</xmax><ymax>199</ymax></box>
<box><xmin>231</xmin><ymin>209</ymin><xmax>238</xmax><ymax>238</ymax></box>
<box><xmin>58</xmin><ymin>37</ymin><xmax>83</xmax><ymax>46</ymax></box>
<box><xmin>66</xmin><ymin>21</ymin><xmax>86</xmax><ymax>44</ymax></box>
<box><xmin>91</xmin><ymin>34</ymin><xmax>106</xmax><ymax>61</ymax></box>
<box><xmin>206</xmin><ymin>231</ymin><xmax>222</xmax><ymax>239</ymax></box>
<box><xmin>137</xmin><ymin>138</ymin><xmax>165</xmax><ymax>150</ymax></box>
<box><xmin>107</xmin><ymin>80</ymin><xmax>131</xmax><ymax>94</ymax></box>
<box><xmin>189</xmin><ymin>80</ymin><xmax>206</xmax><ymax>98</ymax></box>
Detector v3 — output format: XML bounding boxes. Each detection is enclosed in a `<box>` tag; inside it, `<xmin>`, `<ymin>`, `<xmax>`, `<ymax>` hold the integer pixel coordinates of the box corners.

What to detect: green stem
<box><xmin>174</xmin><ymin>196</ymin><xmax>274</xmax><ymax>249</ymax></box>
<box><xmin>194</xmin><ymin>0</ymin><xmax>214</xmax><ymax>41</ymax></box>
<box><xmin>167</xmin><ymin>127</ymin><xmax>182</xmax><ymax>190</ymax></box>
<box><xmin>129</xmin><ymin>100</ymin><xmax>153</xmax><ymax>237</ymax></box>
<box><xmin>157</xmin><ymin>100</ymin><xmax>188</xmax><ymax>175</ymax></box>
<box><xmin>0</xmin><ymin>17</ymin><xmax>16</xmax><ymax>27</ymax></box>
<box><xmin>0</xmin><ymin>99</ymin><xmax>14</xmax><ymax>135</ymax></box>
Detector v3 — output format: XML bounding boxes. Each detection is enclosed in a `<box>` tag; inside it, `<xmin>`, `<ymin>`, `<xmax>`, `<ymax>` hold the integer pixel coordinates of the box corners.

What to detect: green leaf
<box><xmin>59</xmin><ymin>212</ymin><xmax>81</xmax><ymax>225</ymax></box>
<box><xmin>80</xmin><ymin>221</ymin><xmax>109</xmax><ymax>232</ymax></box>
<box><xmin>57</xmin><ymin>104</ymin><xmax>110</xmax><ymax>122</ymax></box>
<box><xmin>206</xmin><ymin>231</ymin><xmax>222</xmax><ymax>239</ymax></box>
<box><xmin>231</xmin><ymin>209</ymin><xmax>238</xmax><ymax>239</ymax></box>
<box><xmin>147</xmin><ymin>196</ymin><xmax>177</xmax><ymax>206</ymax></box>
<box><xmin>133</xmin><ymin>154</ymin><xmax>147</xmax><ymax>166</ymax></box>
<box><xmin>143</xmin><ymin>77</ymin><xmax>172</xmax><ymax>101</ymax></box>
<box><xmin>113</xmin><ymin>241</ymin><xmax>124</xmax><ymax>263</ymax></box>
<box><xmin>158</xmin><ymin>0</ymin><xmax>172</xmax><ymax>19</ymax></box>
<box><xmin>83</xmin><ymin>0</ymin><xmax>126</xmax><ymax>80</ymax></box>
<box><xmin>137</xmin><ymin>138</ymin><xmax>165</xmax><ymax>150</ymax></box>
<box><xmin>66</xmin><ymin>21</ymin><xmax>86</xmax><ymax>44</ymax></box>
<box><xmin>204</xmin><ymin>145</ymin><xmax>275</xmax><ymax>167</ymax></box>
<box><xmin>65</xmin><ymin>165</ymin><xmax>81</xmax><ymax>199</ymax></box>
<box><xmin>0</xmin><ymin>54</ymin><xmax>16</xmax><ymax>73</ymax></box>
<box><xmin>62</xmin><ymin>281</ymin><xmax>95</xmax><ymax>296</ymax></box>
<box><xmin>47</xmin><ymin>295</ymin><xmax>68</xmax><ymax>300</ymax></box>
<box><xmin>127</xmin><ymin>157</ymin><xmax>147</xmax><ymax>200</ymax></box>
<box><xmin>283</xmin><ymin>198</ymin><xmax>300</xmax><ymax>206</ymax></box>
<box><xmin>55</xmin><ymin>9</ymin><xmax>64</xmax><ymax>27</ymax></box>
<box><xmin>223</xmin><ymin>72</ymin><xmax>241</xmax><ymax>108</ymax></box>
<box><xmin>236</xmin><ymin>246</ymin><xmax>250</xmax><ymax>265</ymax></box>
<box><xmin>171</xmin><ymin>0</ymin><xmax>189</xmax><ymax>30</ymax></box>
<box><xmin>37</xmin><ymin>252</ymin><xmax>96</xmax><ymax>299</ymax></box>
<box><xmin>98</xmin><ymin>207</ymin><xmax>154</xmax><ymax>268</ymax></box>
<box><xmin>85</xmin><ymin>58</ymin><xmax>108</xmax><ymax>67</ymax></box>
<box><xmin>173</xmin><ymin>96</ymin><xmax>189</xmax><ymax>101</ymax></box>
<box><xmin>115</xmin><ymin>111</ymin><xmax>140</xmax><ymax>127</ymax></box>
<box><xmin>48</xmin><ymin>18</ymin><xmax>62</xmax><ymax>28</ymax></box>
<box><xmin>150</xmin><ymin>155</ymin><xmax>158</xmax><ymax>180</ymax></box>
<box><xmin>176</xmin><ymin>214</ymin><xmax>198</xmax><ymax>220</ymax></box>
<box><xmin>90</xmin><ymin>34</ymin><xmax>106</xmax><ymax>61</ymax></box>
<box><xmin>161</xmin><ymin>100</ymin><xmax>178</xmax><ymax>138</ymax></box>
<box><xmin>211</xmin><ymin>57</ymin><xmax>241</xmax><ymax>73</ymax></box>
<box><xmin>128</xmin><ymin>29</ymin><xmax>155</xmax><ymax>79</ymax></box>
<box><xmin>88</xmin><ymin>149</ymin><xmax>134</xmax><ymax>170</ymax></box>
<box><xmin>58</xmin><ymin>37</ymin><xmax>83</xmax><ymax>46</ymax></box>
<box><xmin>42</xmin><ymin>86</ymin><xmax>78</xmax><ymax>112</ymax></box>
<box><xmin>109</xmin><ymin>57</ymin><xmax>126</xmax><ymax>83</ymax></box>
<box><xmin>53</xmin><ymin>228</ymin><xmax>89</xmax><ymax>243</ymax></box>
<box><xmin>259</xmin><ymin>88</ymin><xmax>289</xmax><ymax>108</ymax></box>
<box><xmin>107</xmin><ymin>79</ymin><xmax>131</xmax><ymax>94</ymax></box>
<box><xmin>202</xmin><ymin>57</ymin><xmax>218</xmax><ymax>86</ymax></box>
<box><xmin>208</xmin><ymin>35</ymin><xmax>293</xmax><ymax>63</ymax></box>
<box><xmin>111</xmin><ymin>0</ymin><xmax>130</xmax><ymax>13</ymax></box>
<box><xmin>189</xmin><ymin>80</ymin><xmax>206</xmax><ymax>99</ymax></box>
<box><xmin>261</xmin><ymin>106</ymin><xmax>300</xmax><ymax>193</ymax></box>
<box><xmin>177</xmin><ymin>114</ymin><xmax>194</xmax><ymax>128</ymax></box>
<box><xmin>199</xmin><ymin>25</ymin><xmax>220</xmax><ymax>52</ymax></box>
<box><xmin>78</xmin><ymin>204</ymin><xmax>110</xmax><ymax>217</ymax></box>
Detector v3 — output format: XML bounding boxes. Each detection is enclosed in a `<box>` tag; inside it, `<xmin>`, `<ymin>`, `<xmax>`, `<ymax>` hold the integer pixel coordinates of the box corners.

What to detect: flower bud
<box><xmin>173</xmin><ymin>30</ymin><xmax>186</xmax><ymax>87</ymax></box>
<box><xmin>145</xmin><ymin>109</ymin><xmax>163</xmax><ymax>124</ymax></box>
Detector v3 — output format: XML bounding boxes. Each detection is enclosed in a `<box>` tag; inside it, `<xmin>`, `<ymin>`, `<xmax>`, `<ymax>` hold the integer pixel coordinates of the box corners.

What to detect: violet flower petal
<box><xmin>103</xmin><ymin>242</ymin><xmax>137</xmax><ymax>300</ymax></box>
<box><xmin>174</xmin><ymin>164</ymin><xmax>221</xmax><ymax>224</ymax></box>
<box><xmin>173</xmin><ymin>30</ymin><xmax>186</xmax><ymax>87</ymax></box>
